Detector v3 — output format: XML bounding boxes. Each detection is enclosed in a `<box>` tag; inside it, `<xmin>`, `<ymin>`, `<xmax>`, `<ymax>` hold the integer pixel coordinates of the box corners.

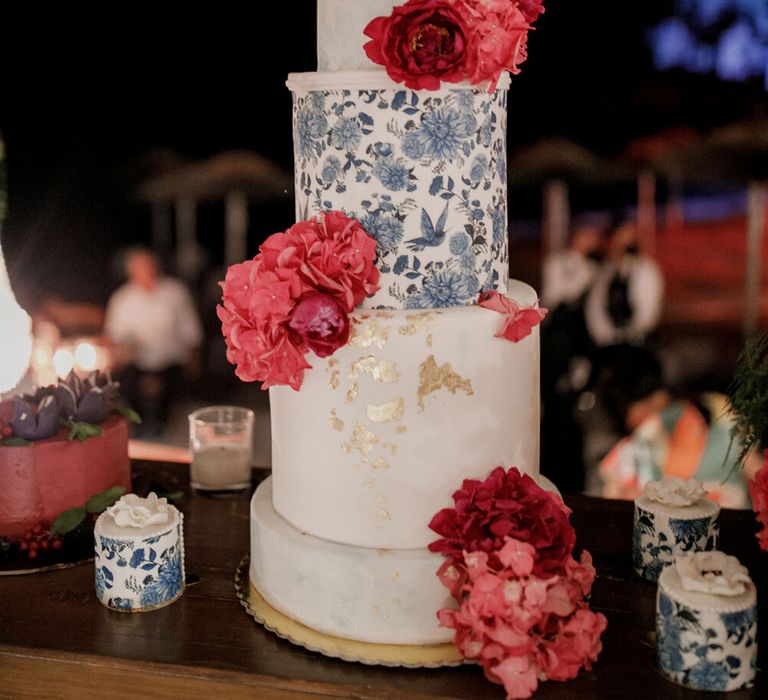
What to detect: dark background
<box><xmin>1</xmin><ymin>1</ymin><xmax>766</xmax><ymax>309</ymax></box>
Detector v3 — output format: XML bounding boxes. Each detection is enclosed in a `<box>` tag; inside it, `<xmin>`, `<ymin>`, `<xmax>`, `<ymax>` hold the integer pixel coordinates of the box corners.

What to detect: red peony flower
<box><xmin>364</xmin><ymin>0</ymin><xmax>473</xmax><ymax>90</ymax></box>
<box><xmin>429</xmin><ymin>467</ymin><xmax>576</xmax><ymax>577</ymax></box>
<box><xmin>218</xmin><ymin>211</ymin><xmax>380</xmax><ymax>390</ymax></box>
<box><xmin>516</xmin><ymin>0</ymin><xmax>546</xmax><ymax>25</ymax></box>
<box><xmin>749</xmin><ymin>455</ymin><xmax>768</xmax><ymax>551</ymax></box>
<box><xmin>288</xmin><ymin>293</ymin><xmax>350</xmax><ymax>358</ymax></box>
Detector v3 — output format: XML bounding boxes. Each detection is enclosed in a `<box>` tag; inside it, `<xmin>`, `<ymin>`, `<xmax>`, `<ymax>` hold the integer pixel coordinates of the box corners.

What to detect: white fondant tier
<box><xmin>288</xmin><ymin>71</ymin><xmax>510</xmax><ymax>310</ymax></box>
<box><xmin>317</xmin><ymin>0</ymin><xmax>397</xmax><ymax>71</ymax></box>
<box><xmin>250</xmin><ymin>477</ymin><xmax>454</xmax><ymax>645</ymax></box>
<box><xmin>270</xmin><ymin>280</ymin><xmax>540</xmax><ymax>550</ymax></box>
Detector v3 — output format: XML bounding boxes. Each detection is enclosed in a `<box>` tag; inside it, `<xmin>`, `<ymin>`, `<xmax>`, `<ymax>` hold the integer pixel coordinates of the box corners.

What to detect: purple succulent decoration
<box><xmin>55</xmin><ymin>371</ymin><xmax>119</xmax><ymax>424</ymax></box>
<box><xmin>10</xmin><ymin>394</ymin><xmax>61</xmax><ymax>441</ymax></box>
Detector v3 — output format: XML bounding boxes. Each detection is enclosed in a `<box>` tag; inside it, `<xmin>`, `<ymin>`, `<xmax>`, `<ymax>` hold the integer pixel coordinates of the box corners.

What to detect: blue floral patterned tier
<box><xmin>632</xmin><ymin>495</ymin><xmax>719</xmax><ymax>582</ymax></box>
<box><xmin>94</xmin><ymin>511</ymin><xmax>185</xmax><ymax>612</ymax></box>
<box><xmin>656</xmin><ymin>565</ymin><xmax>757</xmax><ymax>691</ymax></box>
<box><xmin>287</xmin><ymin>71</ymin><xmax>510</xmax><ymax>310</ymax></box>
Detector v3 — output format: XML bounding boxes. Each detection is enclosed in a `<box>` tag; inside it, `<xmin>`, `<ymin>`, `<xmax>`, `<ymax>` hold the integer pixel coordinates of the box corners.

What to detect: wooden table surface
<box><xmin>1</xmin><ymin>460</ymin><xmax>765</xmax><ymax>699</ymax></box>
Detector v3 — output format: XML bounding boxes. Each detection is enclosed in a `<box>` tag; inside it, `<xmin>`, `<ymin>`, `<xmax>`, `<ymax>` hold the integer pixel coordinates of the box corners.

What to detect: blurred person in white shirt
<box><xmin>105</xmin><ymin>247</ymin><xmax>203</xmax><ymax>437</ymax></box>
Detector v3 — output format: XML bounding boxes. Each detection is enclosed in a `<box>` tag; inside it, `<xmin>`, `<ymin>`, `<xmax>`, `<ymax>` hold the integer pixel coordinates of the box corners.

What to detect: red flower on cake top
<box><xmin>749</xmin><ymin>453</ymin><xmax>768</xmax><ymax>552</ymax></box>
<box><xmin>430</xmin><ymin>467</ymin><xmax>606</xmax><ymax>699</ymax></box>
<box><xmin>364</xmin><ymin>0</ymin><xmax>545</xmax><ymax>90</ymax></box>
<box><xmin>218</xmin><ymin>211</ymin><xmax>380</xmax><ymax>391</ymax></box>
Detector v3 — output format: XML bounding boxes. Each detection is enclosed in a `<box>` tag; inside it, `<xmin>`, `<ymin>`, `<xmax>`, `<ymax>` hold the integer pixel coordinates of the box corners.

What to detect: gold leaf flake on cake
<box><xmin>362</xmin><ymin>478</ymin><xmax>375</xmax><ymax>493</ymax></box>
<box><xmin>345</xmin><ymin>382</ymin><xmax>359</xmax><ymax>404</ymax></box>
<box><xmin>328</xmin><ymin>358</ymin><xmax>339</xmax><ymax>368</ymax></box>
<box><xmin>417</xmin><ymin>355</ymin><xmax>474</xmax><ymax>411</ymax></box>
<box><xmin>377</xmin><ymin>549</ymin><xmax>393</xmax><ymax>557</ymax></box>
<box><xmin>348</xmin><ymin>318</ymin><xmax>390</xmax><ymax>349</ymax></box>
<box><xmin>383</xmin><ymin>443</ymin><xmax>398</xmax><ymax>456</ymax></box>
<box><xmin>395</xmin><ymin>425</ymin><xmax>407</xmax><ymax>434</ymax></box>
<box><xmin>341</xmin><ymin>422</ymin><xmax>379</xmax><ymax>457</ymax></box>
<box><xmin>391</xmin><ymin>571</ymin><xmax>400</xmax><ymax>581</ymax></box>
<box><xmin>366</xmin><ymin>398</ymin><xmax>404</xmax><ymax>424</ymax></box>
<box><xmin>398</xmin><ymin>311</ymin><xmax>438</xmax><ymax>336</ymax></box>
<box><xmin>329</xmin><ymin>410</ymin><xmax>344</xmax><ymax>432</ymax></box>
<box><xmin>376</xmin><ymin>311</ymin><xmax>395</xmax><ymax>319</ymax></box>
<box><xmin>371</xmin><ymin>458</ymin><xmax>390</xmax><ymax>471</ymax></box>
<box><xmin>329</xmin><ymin>370</ymin><xmax>340</xmax><ymax>390</ymax></box>
<box><xmin>349</xmin><ymin>355</ymin><xmax>399</xmax><ymax>383</ymax></box>
<box><xmin>393</xmin><ymin>597</ymin><xmax>402</xmax><ymax>606</ymax></box>
<box><xmin>377</xmin><ymin>508</ymin><xmax>391</xmax><ymax>520</ymax></box>
<box><xmin>426</xmin><ymin>333</ymin><xmax>433</xmax><ymax>348</ymax></box>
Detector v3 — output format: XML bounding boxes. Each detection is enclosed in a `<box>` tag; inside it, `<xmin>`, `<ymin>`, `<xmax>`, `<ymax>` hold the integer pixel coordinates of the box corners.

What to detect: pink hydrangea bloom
<box><xmin>749</xmin><ymin>454</ymin><xmax>768</xmax><ymax>551</ymax></box>
<box><xmin>218</xmin><ymin>211</ymin><xmax>380</xmax><ymax>390</ymax></box>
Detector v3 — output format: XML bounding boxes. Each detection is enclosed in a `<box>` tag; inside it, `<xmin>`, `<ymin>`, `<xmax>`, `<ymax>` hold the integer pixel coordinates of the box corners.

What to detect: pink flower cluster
<box><xmin>364</xmin><ymin>0</ymin><xmax>545</xmax><ymax>90</ymax></box>
<box><xmin>478</xmin><ymin>290</ymin><xmax>547</xmax><ymax>343</ymax></box>
<box><xmin>748</xmin><ymin>453</ymin><xmax>768</xmax><ymax>551</ymax></box>
<box><xmin>430</xmin><ymin>468</ymin><xmax>607</xmax><ymax>699</ymax></box>
<box><xmin>218</xmin><ymin>211</ymin><xmax>380</xmax><ymax>390</ymax></box>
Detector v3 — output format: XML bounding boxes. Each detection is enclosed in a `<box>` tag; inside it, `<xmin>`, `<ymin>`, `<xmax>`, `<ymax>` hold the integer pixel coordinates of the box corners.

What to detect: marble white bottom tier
<box><xmin>271</xmin><ymin>280</ymin><xmax>541</xmax><ymax>550</ymax></box>
<box><xmin>250</xmin><ymin>477</ymin><xmax>454</xmax><ymax>645</ymax></box>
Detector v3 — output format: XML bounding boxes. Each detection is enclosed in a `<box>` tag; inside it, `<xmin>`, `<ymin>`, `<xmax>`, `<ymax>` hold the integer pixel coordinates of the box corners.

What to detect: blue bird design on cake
<box><xmin>406</xmin><ymin>203</ymin><xmax>450</xmax><ymax>252</ymax></box>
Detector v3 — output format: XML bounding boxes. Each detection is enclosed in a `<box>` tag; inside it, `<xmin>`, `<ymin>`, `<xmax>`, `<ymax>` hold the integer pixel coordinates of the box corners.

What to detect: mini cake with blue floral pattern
<box><xmin>633</xmin><ymin>477</ymin><xmax>719</xmax><ymax>582</ymax></box>
<box><xmin>656</xmin><ymin>551</ymin><xmax>757</xmax><ymax>691</ymax></box>
<box><xmin>94</xmin><ymin>493</ymin><xmax>184</xmax><ymax>612</ymax></box>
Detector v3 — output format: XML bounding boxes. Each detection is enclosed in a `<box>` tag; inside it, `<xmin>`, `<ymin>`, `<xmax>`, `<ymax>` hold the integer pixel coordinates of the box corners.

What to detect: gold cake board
<box><xmin>235</xmin><ymin>555</ymin><xmax>466</xmax><ymax>668</ymax></box>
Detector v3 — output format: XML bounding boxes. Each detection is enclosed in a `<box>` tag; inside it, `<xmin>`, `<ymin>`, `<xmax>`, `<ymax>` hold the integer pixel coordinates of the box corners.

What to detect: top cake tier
<box><xmin>317</xmin><ymin>0</ymin><xmax>398</xmax><ymax>71</ymax></box>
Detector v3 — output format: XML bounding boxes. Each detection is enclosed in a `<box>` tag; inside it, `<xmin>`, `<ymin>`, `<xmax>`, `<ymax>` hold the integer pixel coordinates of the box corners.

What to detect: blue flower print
<box><xmin>492</xmin><ymin>206</ymin><xmax>506</xmax><ymax>245</ymax></box>
<box><xmin>657</xmin><ymin>618</ymin><xmax>685</xmax><ymax>673</ymax></box>
<box><xmin>361</xmin><ymin>212</ymin><xmax>404</xmax><ymax>249</ymax></box>
<box><xmin>449</xmin><ymin>232</ymin><xmax>470</xmax><ymax>255</ymax></box>
<box><xmin>462</xmin><ymin>272</ymin><xmax>480</xmax><ymax>296</ymax></box>
<box><xmin>414</xmin><ymin>270</ymin><xmax>473</xmax><ymax>308</ymax></box>
<box><xmin>687</xmin><ymin>660</ymin><xmax>729</xmax><ymax>690</ymax></box>
<box><xmin>376</xmin><ymin>142</ymin><xmax>394</xmax><ymax>157</ymax></box>
<box><xmin>453</xmin><ymin>90</ymin><xmax>475</xmax><ymax>111</ymax></box>
<box><xmin>459</xmin><ymin>251</ymin><xmax>476</xmax><ymax>271</ymax></box>
<box><xmin>469</xmin><ymin>155</ymin><xmax>489</xmax><ymax>185</ymax></box>
<box><xmin>139</xmin><ymin>550</ymin><xmax>183</xmax><ymax>608</ymax></box>
<box><xmin>418</xmin><ymin>108</ymin><xmax>473</xmax><ymax>160</ymax></box>
<box><xmin>321</xmin><ymin>156</ymin><xmax>341</xmax><ymax>185</ymax></box>
<box><xmin>479</xmin><ymin>116</ymin><xmax>494</xmax><ymax>147</ymax></box>
<box><xmin>331</xmin><ymin>117</ymin><xmax>362</xmax><ymax>151</ymax></box>
<box><xmin>497</xmin><ymin>156</ymin><xmax>507</xmax><ymax>184</ymax></box>
<box><xmin>402</xmin><ymin>130</ymin><xmax>426</xmax><ymax>160</ymax></box>
<box><xmin>109</xmin><ymin>597</ymin><xmax>133</xmax><ymax>611</ymax></box>
<box><xmin>308</xmin><ymin>92</ymin><xmax>326</xmax><ymax>114</ymax></box>
<box><xmin>295</xmin><ymin>106</ymin><xmax>328</xmax><ymax>160</ymax></box>
<box><xmin>372</xmin><ymin>156</ymin><xmax>410</xmax><ymax>192</ymax></box>
<box><xmin>669</xmin><ymin>517</ymin><xmax>712</xmax><ymax>550</ymax></box>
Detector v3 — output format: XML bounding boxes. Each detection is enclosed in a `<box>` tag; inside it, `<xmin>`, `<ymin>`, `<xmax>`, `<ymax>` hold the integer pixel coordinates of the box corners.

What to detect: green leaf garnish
<box><xmin>86</xmin><ymin>486</ymin><xmax>126</xmax><ymax>514</ymax></box>
<box><xmin>0</xmin><ymin>436</ymin><xmax>31</xmax><ymax>447</ymax></box>
<box><xmin>51</xmin><ymin>507</ymin><xmax>86</xmax><ymax>537</ymax></box>
<box><xmin>114</xmin><ymin>405</ymin><xmax>142</xmax><ymax>425</ymax></box>
<box><xmin>728</xmin><ymin>331</ymin><xmax>768</xmax><ymax>463</ymax></box>
<box><xmin>67</xmin><ymin>421</ymin><xmax>103</xmax><ymax>442</ymax></box>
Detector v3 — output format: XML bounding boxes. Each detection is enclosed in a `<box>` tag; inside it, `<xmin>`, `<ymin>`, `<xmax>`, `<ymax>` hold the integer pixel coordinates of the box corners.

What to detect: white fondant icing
<box><xmin>106</xmin><ymin>492</ymin><xmax>170</xmax><ymax>529</ymax></box>
<box><xmin>676</xmin><ymin>551</ymin><xmax>752</xmax><ymax>597</ymax></box>
<box><xmin>317</xmin><ymin>1</ymin><xmax>398</xmax><ymax>71</ymax></box>
<box><xmin>645</xmin><ymin>477</ymin><xmax>706</xmax><ymax>508</ymax></box>
<box><xmin>271</xmin><ymin>281</ymin><xmax>541</xmax><ymax>550</ymax></box>
<box><xmin>250</xmin><ymin>477</ymin><xmax>454</xmax><ymax>645</ymax></box>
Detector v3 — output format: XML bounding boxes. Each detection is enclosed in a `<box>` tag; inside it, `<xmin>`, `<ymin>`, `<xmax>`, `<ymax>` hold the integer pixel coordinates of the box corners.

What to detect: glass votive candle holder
<box><xmin>188</xmin><ymin>406</ymin><xmax>254</xmax><ymax>493</ymax></box>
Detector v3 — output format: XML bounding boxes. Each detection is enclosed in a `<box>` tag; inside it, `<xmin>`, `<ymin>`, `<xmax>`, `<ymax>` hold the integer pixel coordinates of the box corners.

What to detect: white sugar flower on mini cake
<box><xmin>645</xmin><ymin>476</ymin><xmax>707</xmax><ymax>507</ymax></box>
<box><xmin>106</xmin><ymin>492</ymin><xmax>170</xmax><ymax>528</ymax></box>
<box><xmin>676</xmin><ymin>551</ymin><xmax>752</xmax><ymax>596</ymax></box>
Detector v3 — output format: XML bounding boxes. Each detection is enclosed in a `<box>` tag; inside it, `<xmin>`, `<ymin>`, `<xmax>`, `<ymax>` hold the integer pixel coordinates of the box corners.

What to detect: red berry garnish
<box><xmin>32</xmin><ymin>524</ymin><xmax>44</xmax><ymax>536</ymax></box>
<box><xmin>39</xmin><ymin>540</ymin><xmax>49</xmax><ymax>551</ymax></box>
<box><xmin>27</xmin><ymin>549</ymin><xmax>38</xmax><ymax>560</ymax></box>
<box><xmin>24</xmin><ymin>531</ymin><xmax>33</xmax><ymax>541</ymax></box>
<box><xmin>51</xmin><ymin>538</ymin><xmax>63</xmax><ymax>550</ymax></box>
<box><xmin>0</xmin><ymin>425</ymin><xmax>12</xmax><ymax>439</ymax></box>
<box><xmin>19</xmin><ymin>541</ymin><xmax>28</xmax><ymax>552</ymax></box>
